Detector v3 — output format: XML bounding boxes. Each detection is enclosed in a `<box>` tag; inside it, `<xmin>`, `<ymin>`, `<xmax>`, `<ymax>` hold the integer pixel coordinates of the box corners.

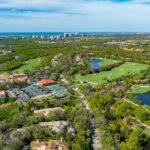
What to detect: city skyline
<box><xmin>0</xmin><ymin>0</ymin><xmax>150</xmax><ymax>32</ymax></box>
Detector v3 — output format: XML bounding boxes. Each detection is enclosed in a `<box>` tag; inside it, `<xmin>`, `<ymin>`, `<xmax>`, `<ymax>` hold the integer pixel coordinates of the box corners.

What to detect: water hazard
<box><xmin>89</xmin><ymin>59</ymin><xmax>103</xmax><ymax>69</ymax></box>
<box><xmin>133</xmin><ymin>92</ymin><xmax>150</xmax><ymax>106</ymax></box>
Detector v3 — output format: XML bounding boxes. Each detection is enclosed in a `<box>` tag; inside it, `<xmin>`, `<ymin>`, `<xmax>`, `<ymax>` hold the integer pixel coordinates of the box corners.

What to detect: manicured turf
<box><xmin>92</xmin><ymin>57</ymin><xmax>120</xmax><ymax>67</ymax></box>
<box><xmin>13</xmin><ymin>57</ymin><xmax>41</xmax><ymax>73</ymax></box>
<box><xmin>76</xmin><ymin>62</ymin><xmax>149</xmax><ymax>83</ymax></box>
<box><xmin>135</xmin><ymin>124</ymin><xmax>149</xmax><ymax>135</ymax></box>
<box><xmin>129</xmin><ymin>85</ymin><xmax>150</xmax><ymax>94</ymax></box>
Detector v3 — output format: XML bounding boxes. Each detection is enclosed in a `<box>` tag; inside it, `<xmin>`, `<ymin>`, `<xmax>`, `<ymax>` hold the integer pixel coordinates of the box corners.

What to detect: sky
<box><xmin>0</xmin><ymin>0</ymin><xmax>150</xmax><ymax>32</ymax></box>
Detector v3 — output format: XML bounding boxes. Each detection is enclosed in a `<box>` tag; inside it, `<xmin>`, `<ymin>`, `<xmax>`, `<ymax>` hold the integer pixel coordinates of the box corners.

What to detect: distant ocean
<box><xmin>0</xmin><ymin>32</ymin><xmax>138</xmax><ymax>37</ymax></box>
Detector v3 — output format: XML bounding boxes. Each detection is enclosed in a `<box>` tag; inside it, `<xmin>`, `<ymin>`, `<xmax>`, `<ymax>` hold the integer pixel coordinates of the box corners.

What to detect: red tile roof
<box><xmin>80</xmin><ymin>80</ymin><xmax>88</xmax><ymax>83</ymax></box>
<box><xmin>0</xmin><ymin>75</ymin><xmax>9</xmax><ymax>80</ymax></box>
<box><xmin>0</xmin><ymin>90</ymin><xmax>6</xmax><ymax>93</ymax></box>
<box><xmin>13</xmin><ymin>73</ymin><xmax>25</xmax><ymax>76</ymax></box>
<box><xmin>10</xmin><ymin>78</ymin><xmax>15</xmax><ymax>82</ymax></box>
<box><xmin>18</xmin><ymin>77</ymin><xmax>27</xmax><ymax>82</ymax></box>
<box><xmin>38</xmin><ymin>79</ymin><xmax>56</xmax><ymax>85</ymax></box>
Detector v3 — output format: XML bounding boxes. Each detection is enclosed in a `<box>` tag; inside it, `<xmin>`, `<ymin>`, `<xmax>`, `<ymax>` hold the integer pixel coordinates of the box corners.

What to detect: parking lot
<box><xmin>10</xmin><ymin>89</ymin><xmax>30</xmax><ymax>103</ymax></box>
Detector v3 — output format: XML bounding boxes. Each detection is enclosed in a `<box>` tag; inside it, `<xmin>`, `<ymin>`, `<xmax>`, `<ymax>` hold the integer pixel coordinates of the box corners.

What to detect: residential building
<box><xmin>34</xmin><ymin>107</ymin><xmax>64</xmax><ymax>116</ymax></box>
<box><xmin>17</xmin><ymin>77</ymin><xmax>27</xmax><ymax>82</ymax></box>
<box><xmin>11</xmin><ymin>73</ymin><xmax>25</xmax><ymax>78</ymax></box>
<box><xmin>0</xmin><ymin>90</ymin><xmax>7</xmax><ymax>98</ymax></box>
<box><xmin>0</xmin><ymin>73</ymin><xmax>28</xmax><ymax>83</ymax></box>
<box><xmin>31</xmin><ymin>140</ymin><xmax>68</xmax><ymax>150</ymax></box>
<box><xmin>75</xmin><ymin>55</ymin><xmax>81</xmax><ymax>61</ymax></box>
<box><xmin>80</xmin><ymin>80</ymin><xmax>88</xmax><ymax>84</ymax></box>
<box><xmin>38</xmin><ymin>79</ymin><xmax>56</xmax><ymax>86</ymax></box>
<box><xmin>0</xmin><ymin>75</ymin><xmax>9</xmax><ymax>80</ymax></box>
<box><xmin>39</xmin><ymin>121</ymin><xmax>75</xmax><ymax>135</ymax></box>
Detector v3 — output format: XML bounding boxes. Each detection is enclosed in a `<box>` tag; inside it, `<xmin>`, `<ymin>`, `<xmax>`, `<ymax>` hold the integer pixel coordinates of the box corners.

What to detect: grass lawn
<box><xmin>92</xmin><ymin>57</ymin><xmax>120</xmax><ymax>67</ymax></box>
<box><xmin>2</xmin><ymin>57</ymin><xmax>41</xmax><ymax>74</ymax></box>
<box><xmin>129</xmin><ymin>84</ymin><xmax>150</xmax><ymax>94</ymax></box>
<box><xmin>12</xmin><ymin>57</ymin><xmax>41</xmax><ymax>73</ymax></box>
<box><xmin>75</xmin><ymin>83</ymin><xmax>97</xmax><ymax>88</ymax></box>
<box><xmin>76</xmin><ymin>62</ymin><xmax>149</xmax><ymax>84</ymax></box>
<box><xmin>135</xmin><ymin>124</ymin><xmax>149</xmax><ymax>135</ymax></box>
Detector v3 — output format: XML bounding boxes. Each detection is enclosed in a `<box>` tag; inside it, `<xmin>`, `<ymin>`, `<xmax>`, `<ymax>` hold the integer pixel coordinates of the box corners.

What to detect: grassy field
<box><xmin>12</xmin><ymin>57</ymin><xmax>41</xmax><ymax>73</ymax></box>
<box><xmin>129</xmin><ymin>85</ymin><xmax>150</xmax><ymax>94</ymax></box>
<box><xmin>76</xmin><ymin>62</ymin><xmax>149</xmax><ymax>83</ymax></box>
<box><xmin>1</xmin><ymin>58</ymin><xmax>41</xmax><ymax>74</ymax></box>
<box><xmin>93</xmin><ymin>57</ymin><xmax>120</xmax><ymax>67</ymax></box>
<box><xmin>1</xmin><ymin>57</ymin><xmax>42</xmax><ymax>74</ymax></box>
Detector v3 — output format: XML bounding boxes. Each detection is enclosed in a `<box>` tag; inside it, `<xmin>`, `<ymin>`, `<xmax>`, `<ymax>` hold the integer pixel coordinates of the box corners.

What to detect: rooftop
<box><xmin>80</xmin><ymin>80</ymin><xmax>88</xmax><ymax>83</ymax></box>
<box><xmin>18</xmin><ymin>77</ymin><xmax>27</xmax><ymax>82</ymax></box>
<box><xmin>38</xmin><ymin>79</ymin><xmax>56</xmax><ymax>85</ymax></box>
<box><xmin>39</xmin><ymin>121</ymin><xmax>75</xmax><ymax>135</ymax></box>
<box><xmin>0</xmin><ymin>90</ymin><xmax>6</xmax><ymax>93</ymax></box>
<box><xmin>12</xmin><ymin>73</ymin><xmax>25</xmax><ymax>76</ymax></box>
<box><xmin>31</xmin><ymin>140</ymin><xmax>68</xmax><ymax>150</ymax></box>
<box><xmin>34</xmin><ymin>107</ymin><xmax>64</xmax><ymax>116</ymax></box>
<box><xmin>0</xmin><ymin>75</ymin><xmax>9</xmax><ymax>80</ymax></box>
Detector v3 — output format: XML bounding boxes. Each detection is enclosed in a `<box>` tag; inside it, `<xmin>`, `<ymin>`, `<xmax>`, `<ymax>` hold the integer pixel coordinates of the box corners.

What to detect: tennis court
<box><xmin>44</xmin><ymin>84</ymin><xmax>67</xmax><ymax>93</ymax></box>
<box><xmin>23</xmin><ymin>86</ymin><xmax>47</xmax><ymax>97</ymax></box>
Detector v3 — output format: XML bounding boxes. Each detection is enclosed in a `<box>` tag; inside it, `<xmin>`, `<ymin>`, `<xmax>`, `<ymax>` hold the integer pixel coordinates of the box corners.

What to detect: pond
<box><xmin>0</xmin><ymin>44</ymin><xmax>14</xmax><ymax>48</ymax></box>
<box><xmin>15</xmin><ymin>56</ymin><xmax>20</xmax><ymax>59</ymax></box>
<box><xmin>132</xmin><ymin>92</ymin><xmax>150</xmax><ymax>106</ymax></box>
<box><xmin>89</xmin><ymin>59</ymin><xmax>103</xmax><ymax>69</ymax></box>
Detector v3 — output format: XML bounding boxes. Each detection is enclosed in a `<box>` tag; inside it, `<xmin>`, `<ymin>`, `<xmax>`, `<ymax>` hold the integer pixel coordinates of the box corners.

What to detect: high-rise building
<box><xmin>64</xmin><ymin>33</ymin><xmax>69</xmax><ymax>38</ymax></box>
<box><xmin>75</xmin><ymin>32</ymin><xmax>79</xmax><ymax>37</ymax></box>
<box><xmin>41</xmin><ymin>35</ymin><xmax>44</xmax><ymax>39</ymax></box>
<box><xmin>56</xmin><ymin>35</ymin><xmax>61</xmax><ymax>40</ymax></box>
<box><xmin>69</xmin><ymin>33</ymin><xmax>74</xmax><ymax>37</ymax></box>
<box><xmin>50</xmin><ymin>35</ymin><xmax>55</xmax><ymax>40</ymax></box>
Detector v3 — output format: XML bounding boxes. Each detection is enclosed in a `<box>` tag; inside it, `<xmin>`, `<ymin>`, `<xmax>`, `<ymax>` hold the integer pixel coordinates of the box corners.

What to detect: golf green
<box><xmin>76</xmin><ymin>62</ymin><xmax>149</xmax><ymax>83</ymax></box>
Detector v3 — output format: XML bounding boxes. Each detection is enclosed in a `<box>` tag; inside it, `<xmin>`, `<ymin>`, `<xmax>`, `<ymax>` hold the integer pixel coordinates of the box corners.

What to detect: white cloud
<box><xmin>0</xmin><ymin>0</ymin><xmax>150</xmax><ymax>32</ymax></box>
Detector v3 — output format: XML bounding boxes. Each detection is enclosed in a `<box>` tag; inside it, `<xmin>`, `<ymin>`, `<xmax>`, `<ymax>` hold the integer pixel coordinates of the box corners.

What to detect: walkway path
<box><xmin>129</xmin><ymin>116</ymin><xmax>150</xmax><ymax>130</ymax></box>
<box><xmin>60</xmin><ymin>75</ymin><xmax>100</xmax><ymax>150</ymax></box>
<box><xmin>121</xmin><ymin>98</ymin><xmax>139</xmax><ymax>106</ymax></box>
<box><xmin>120</xmin><ymin>98</ymin><xmax>150</xmax><ymax>131</ymax></box>
<box><xmin>78</xmin><ymin>90</ymin><xmax>101</xmax><ymax>150</ymax></box>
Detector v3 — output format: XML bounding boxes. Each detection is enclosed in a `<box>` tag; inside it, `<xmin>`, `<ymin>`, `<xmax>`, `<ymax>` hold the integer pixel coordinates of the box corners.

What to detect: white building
<box><xmin>50</xmin><ymin>35</ymin><xmax>55</xmax><ymax>40</ymax></box>
<box><xmin>32</xmin><ymin>35</ymin><xmax>35</xmax><ymax>38</ymax></box>
<box><xmin>40</xmin><ymin>35</ymin><xmax>45</xmax><ymax>39</ymax></box>
<box><xmin>64</xmin><ymin>33</ymin><xmax>69</xmax><ymax>38</ymax></box>
<box><xmin>56</xmin><ymin>35</ymin><xmax>61</xmax><ymax>40</ymax></box>
<box><xmin>0</xmin><ymin>90</ymin><xmax>6</xmax><ymax>98</ymax></box>
<box><xmin>69</xmin><ymin>33</ymin><xmax>74</xmax><ymax>37</ymax></box>
<box><xmin>35</xmin><ymin>35</ymin><xmax>39</xmax><ymax>38</ymax></box>
<box><xmin>75</xmin><ymin>32</ymin><xmax>79</xmax><ymax>36</ymax></box>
